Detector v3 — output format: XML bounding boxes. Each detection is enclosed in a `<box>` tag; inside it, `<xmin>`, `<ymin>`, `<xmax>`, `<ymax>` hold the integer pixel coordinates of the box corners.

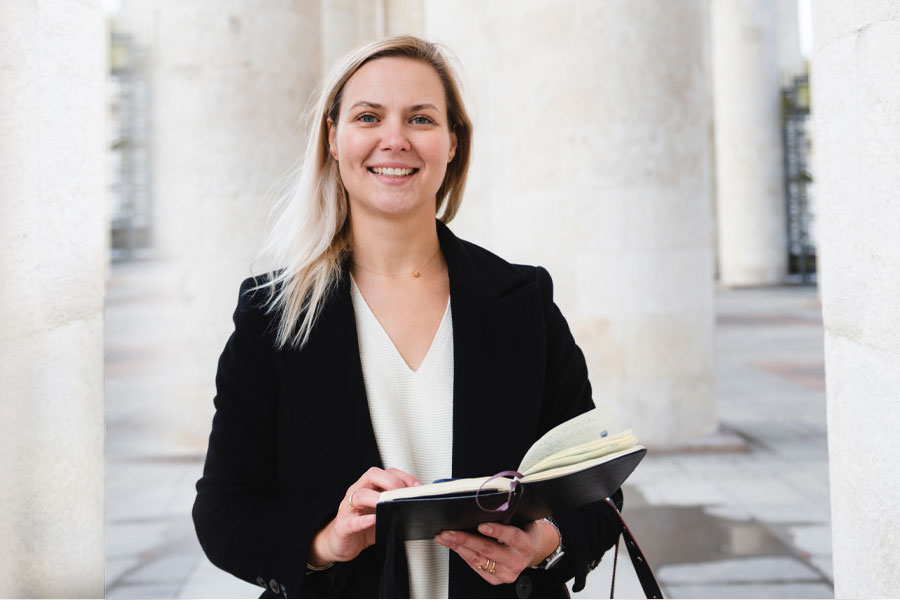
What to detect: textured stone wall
<box><xmin>0</xmin><ymin>1</ymin><xmax>106</xmax><ymax>596</ymax></box>
<box><xmin>425</xmin><ymin>0</ymin><xmax>717</xmax><ymax>445</ymax></box>
<box><xmin>712</xmin><ymin>0</ymin><xmax>788</xmax><ymax>286</ymax></box>
<box><xmin>812</xmin><ymin>1</ymin><xmax>900</xmax><ymax>596</ymax></box>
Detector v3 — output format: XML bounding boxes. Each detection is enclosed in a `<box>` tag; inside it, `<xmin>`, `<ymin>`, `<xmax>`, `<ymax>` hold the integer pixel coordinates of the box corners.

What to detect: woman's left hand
<box><xmin>435</xmin><ymin>520</ymin><xmax>560</xmax><ymax>585</ymax></box>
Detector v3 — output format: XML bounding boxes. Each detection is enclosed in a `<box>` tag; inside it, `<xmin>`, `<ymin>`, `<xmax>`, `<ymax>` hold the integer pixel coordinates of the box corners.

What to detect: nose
<box><xmin>380</xmin><ymin>116</ymin><xmax>410</xmax><ymax>153</ymax></box>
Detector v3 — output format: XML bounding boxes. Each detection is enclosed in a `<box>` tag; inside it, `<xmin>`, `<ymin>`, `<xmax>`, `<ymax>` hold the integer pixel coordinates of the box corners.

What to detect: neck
<box><xmin>349</xmin><ymin>209</ymin><xmax>441</xmax><ymax>275</ymax></box>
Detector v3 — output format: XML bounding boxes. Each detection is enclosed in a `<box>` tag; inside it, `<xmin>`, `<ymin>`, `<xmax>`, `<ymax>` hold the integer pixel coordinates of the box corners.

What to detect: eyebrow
<box><xmin>348</xmin><ymin>101</ymin><xmax>440</xmax><ymax>112</ymax></box>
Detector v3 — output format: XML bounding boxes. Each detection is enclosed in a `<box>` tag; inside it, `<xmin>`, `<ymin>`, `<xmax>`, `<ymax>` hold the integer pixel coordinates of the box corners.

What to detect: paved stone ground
<box><xmin>106</xmin><ymin>260</ymin><xmax>832</xmax><ymax>598</ymax></box>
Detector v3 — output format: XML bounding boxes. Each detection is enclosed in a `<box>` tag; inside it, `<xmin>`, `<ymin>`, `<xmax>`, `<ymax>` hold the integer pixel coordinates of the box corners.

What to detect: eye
<box><xmin>410</xmin><ymin>115</ymin><xmax>434</xmax><ymax>125</ymax></box>
<box><xmin>356</xmin><ymin>113</ymin><xmax>378</xmax><ymax>124</ymax></box>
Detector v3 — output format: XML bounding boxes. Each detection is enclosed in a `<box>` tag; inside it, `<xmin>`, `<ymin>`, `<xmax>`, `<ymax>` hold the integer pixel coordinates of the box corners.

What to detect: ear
<box><xmin>327</xmin><ymin>117</ymin><xmax>338</xmax><ymax>160</ymax></box>
<box><xmin>448</xmin><ymin>129</ymin><xmax>458</xmax><ymax>163</ymax></box>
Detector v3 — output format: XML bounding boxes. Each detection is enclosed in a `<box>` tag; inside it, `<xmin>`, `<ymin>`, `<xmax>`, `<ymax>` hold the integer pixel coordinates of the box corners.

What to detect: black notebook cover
<box><xmin>375</xmin><ymin>446</ymin><xmax>646</xmax><ymax>544</ymax></box>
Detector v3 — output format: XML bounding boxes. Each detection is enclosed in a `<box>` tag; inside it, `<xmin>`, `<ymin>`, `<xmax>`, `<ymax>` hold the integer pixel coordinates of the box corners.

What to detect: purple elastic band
<box><xmin>475</xmin><ymin>470</ymin><xmax>524</xmax><ymax>512</ymax></box>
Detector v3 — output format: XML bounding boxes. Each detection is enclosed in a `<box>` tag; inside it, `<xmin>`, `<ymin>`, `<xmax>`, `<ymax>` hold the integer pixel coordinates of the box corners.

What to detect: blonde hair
<box><xmin>254</xmin><ymin>36</ymin><xmax>473</xmax><ymax>349</ymax></box>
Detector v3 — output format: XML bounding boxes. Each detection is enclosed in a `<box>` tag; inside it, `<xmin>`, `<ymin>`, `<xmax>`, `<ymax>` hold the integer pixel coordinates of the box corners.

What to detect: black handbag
<box><xmin>603</xmin><ymin>498</ymin><xmax>663</xmax><ymax>599</ymax></box>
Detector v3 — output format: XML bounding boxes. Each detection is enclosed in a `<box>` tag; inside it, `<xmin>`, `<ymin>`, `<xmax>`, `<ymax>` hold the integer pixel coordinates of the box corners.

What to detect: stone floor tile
<box><xmin>717</xmin><ymin>475</ymin><xmax>809</xmax><ymax>507</ymax></box>
<box><xmin>106</xmin><ymin>556</ymin><xmax>141</xmax><ymax>588</ymax></box>
<box><xmin>178</xmin><ymin>555</ymin><xmax>264</xmax><ymax>599</ymax></box>
<box><xmin>788</xmin><ymin>524</ymin><xmax>833</xmax><ymax>556</ymax></box>
<box><xmin>809</xmin><ymin>554</ymin><xmax>834</xmax><ymax>582</ymax></box>
<box><xmin>119</xmin><ymin>552</ymin><xmax>199</xmax><ymax>586</ymax></box>
<box><xmin>664</xmin><ymin>581</ymin><xmax>834</xmax><ymax>599</ymax></box>
<box><xmin>633</xmin><ymin>479</ymin><xmax>732</xmax><ymax>506</ymax></box>
<box><xmin>745</xmin><ymin>503</ymin><xmax>831</xmax><ymax>524</ymax></box>
<box><xmin>106</xmin><ymin>582</ymin><xmax>179</xmax><ymax>599</ymax></box>
<box><xmin>106</xmin><ymin>522</ymin><xmax>170</xmax><ymax>558</ymax></box>
<box><xmin>702</xmin><ymin>504</ymin><xmax>754</xmax><ymax>522</ymax></box>
<box><xmin>658</xmin><ymin>555</ymin><xmax>820</xmax><ymax>584</ymax></box>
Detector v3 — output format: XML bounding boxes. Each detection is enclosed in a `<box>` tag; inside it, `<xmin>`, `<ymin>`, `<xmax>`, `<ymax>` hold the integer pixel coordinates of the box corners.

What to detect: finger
<box><xmin>359</xmin><ymin>467</ymin><xmax>413</xmax><ymax>492</ymax></box>
<box><xmin>437</xmin><ymin>534</ymin><xmax>506</xmax><ymax>584</ymax></box>
<box><xmin>384</xmin><ymin>467</ymin><xmax>422</xmax><ymax>488</ymax></box>
<box><xmin>478</xmin><ymin>522</ymin><xmax>528</xmax><ymax>551</ymax></box>
<box><xmin>343</xmin><ymin>513</ymin><xmax>376</xmax><ymax>534</ymax></box>
<box><xmin>345</xmin><ymin>488</ymin><xmax>381</xmax><ymax>511</ymax></box>
<box><xmin>436</xmin><ymin>530</ymin><xmax>513</xmax><ymax>565</ymax></box>
<box><xmin>336</xmin><ymin>513</ymin><xmax>376</xmax><ymax>536</ymax></box>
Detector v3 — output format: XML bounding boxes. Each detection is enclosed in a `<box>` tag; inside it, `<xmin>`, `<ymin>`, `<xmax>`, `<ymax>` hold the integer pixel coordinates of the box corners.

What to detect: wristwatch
<box><xmin>536</xmin><ymin>517</ymin><xmax>565</xmax><ymax>570</ymax></box>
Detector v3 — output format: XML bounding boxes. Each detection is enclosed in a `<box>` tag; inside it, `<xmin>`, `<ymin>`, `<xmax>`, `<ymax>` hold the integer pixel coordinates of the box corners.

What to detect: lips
<box><xmin>367</xmin><ymin>166</ymin><xmax>419</xmax><ymax>177</ymax></box>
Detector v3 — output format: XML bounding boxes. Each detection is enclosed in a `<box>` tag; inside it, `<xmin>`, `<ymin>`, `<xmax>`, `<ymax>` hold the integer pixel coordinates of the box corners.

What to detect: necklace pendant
<box><xmin>413</xmin><ymin>271</ymin><xmax>421</xmax><ymax>278</ymax></box>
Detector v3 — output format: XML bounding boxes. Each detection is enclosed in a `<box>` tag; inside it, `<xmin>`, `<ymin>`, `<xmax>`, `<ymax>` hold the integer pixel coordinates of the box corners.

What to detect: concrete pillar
<box><xmin>776</xmin><ymin>0</ymin><xmax>805</xmax><ymax>82</ymax></box>
<box><xmin>385</xmin><ymin>0</ymin><xmax>424</xmax><ymax>37</ymax></box>
<box><xmin>0</xmin><ymin>1</ymin><xmax>106</xmax><ymax>597</ymax></box>
<box><xmin>712</xmin><ymin>0</ymin><xmax>788</xmax><ymax>286</ymax></box>
<box><xmin>115</xmin><ymin>0</ymin><xmax>321</xmax><ymax>454</ymax></box>
<box><xmin>321</xmin><ymin>0</ymin><xmax>383</xmax><ymax>73</ymax></box>
<box><xmin>425</xmin><ymin>0</ymin><xmax>717</xmax><ymax>445</ymax></box>
<box><xmin>812</xmin><ymin>1</ymin><xmax>900</xmax><ymax>596</ymax></box>
<box><xmin>320</xmin><ymin>0</ymin><xmax>424</xmax><ymax>75</ymax></box>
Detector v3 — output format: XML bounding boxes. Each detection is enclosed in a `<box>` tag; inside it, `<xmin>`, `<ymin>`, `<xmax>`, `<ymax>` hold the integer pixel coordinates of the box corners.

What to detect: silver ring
<box><xmin>348</xmin><ymin>490</ymin><xmax>360</xmax><ymax>510</ymax></box>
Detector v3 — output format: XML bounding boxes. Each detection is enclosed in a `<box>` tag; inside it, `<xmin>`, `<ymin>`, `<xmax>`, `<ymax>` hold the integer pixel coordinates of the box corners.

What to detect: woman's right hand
<box><xmin>308</xmin><ymin>467</ymin><xmax>420</xmax><ymax>566</ymax></box>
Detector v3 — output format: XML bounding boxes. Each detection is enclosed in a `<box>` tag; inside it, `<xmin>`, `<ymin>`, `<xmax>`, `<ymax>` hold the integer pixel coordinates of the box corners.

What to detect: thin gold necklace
<box><xmin>352</xmin><ymin>245</ymin><xmax>442</xmax><ymax>278</ymax></box>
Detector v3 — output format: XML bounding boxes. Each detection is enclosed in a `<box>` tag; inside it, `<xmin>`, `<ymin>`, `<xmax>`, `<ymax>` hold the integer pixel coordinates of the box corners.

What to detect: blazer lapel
<box><xmin>290</xmin><ymin>265</ymin><xmax>384</xmax><ymax>485</ymax></box>
<box><xmin>438</xmin><ymin>222</ymin><xmax>544</xmax><ymax>480</ymax></box>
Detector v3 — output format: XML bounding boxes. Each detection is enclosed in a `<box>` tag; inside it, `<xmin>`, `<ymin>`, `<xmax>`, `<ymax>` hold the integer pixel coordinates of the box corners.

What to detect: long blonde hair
<box><xmin>255</xmin><ymin>36</ymin><xmax>473</xmax><ymax>349</ymax></box>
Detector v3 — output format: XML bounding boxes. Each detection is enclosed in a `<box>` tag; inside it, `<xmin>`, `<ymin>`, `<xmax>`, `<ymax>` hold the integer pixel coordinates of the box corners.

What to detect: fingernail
<box><xmin>478</xmin><ymin>524</ymin><xmax>493</xmax><ymax>535</ymax></box>
<box><xmin>441</xmin><ymin>531</ymin><xmax>456</xmax><ymax>543</ymax></box>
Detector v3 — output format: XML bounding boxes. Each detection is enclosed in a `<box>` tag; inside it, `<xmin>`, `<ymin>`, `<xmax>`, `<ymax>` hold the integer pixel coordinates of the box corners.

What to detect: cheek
<box><xmin>337</xmin><ymin>131</ymin><xmax>373</xmax><ymax>165</ymax></box>
<box><xmin>421</xmin><ymin>137</ymin><xmax>453</xmax><ymax>168</ymax></box>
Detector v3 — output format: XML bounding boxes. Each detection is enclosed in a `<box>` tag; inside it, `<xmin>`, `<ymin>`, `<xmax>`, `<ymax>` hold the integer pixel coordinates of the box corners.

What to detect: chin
<box><xmin>355</xmin><ymin>194</ymin><xmax>435</xmax><ymax>219</ymax></box>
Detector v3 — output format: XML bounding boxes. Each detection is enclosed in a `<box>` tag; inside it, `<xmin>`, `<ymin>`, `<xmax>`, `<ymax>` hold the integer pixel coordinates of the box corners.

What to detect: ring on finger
<box><xmin>488</xmin><ymin>559</ymin><xmax>496</xmax><ymax>575</ymax></box>
<box><xmin>477</xmin><ymin>557</ymin><xmax>490</xmax><ymax>571</ymax></box>
<box><xmin>348</xmin><ymin>490</ymin><xmax>360</xmax><ymax>511</ymax></box>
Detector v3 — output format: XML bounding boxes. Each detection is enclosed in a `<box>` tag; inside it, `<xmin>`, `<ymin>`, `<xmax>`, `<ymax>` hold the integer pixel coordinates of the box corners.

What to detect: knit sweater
<box><xmin>350</xmin><ymin>277</ymin><xmax>454</xmax><ymax>598</ymax></box>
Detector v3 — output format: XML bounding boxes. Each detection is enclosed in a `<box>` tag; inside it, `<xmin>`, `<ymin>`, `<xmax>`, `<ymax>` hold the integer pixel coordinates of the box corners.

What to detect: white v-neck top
<box><xmin>350</xmin><ymin>277</ymin><xmax>454</xmax><ymax>599</ymax></box>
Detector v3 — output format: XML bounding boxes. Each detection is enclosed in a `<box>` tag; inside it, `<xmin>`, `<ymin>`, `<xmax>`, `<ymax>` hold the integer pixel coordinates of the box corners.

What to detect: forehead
<box><xmin>340</xmin><ymin>57</ymin><xmax>446</xmax><ymax>112</ymax></box>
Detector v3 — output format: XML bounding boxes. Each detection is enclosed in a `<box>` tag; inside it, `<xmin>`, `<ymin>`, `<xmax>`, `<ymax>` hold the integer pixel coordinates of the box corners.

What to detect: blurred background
<box><xmin>2</xmin><ymin>0</ymin><xmax>898</xmax><ymax>598</ymax></box>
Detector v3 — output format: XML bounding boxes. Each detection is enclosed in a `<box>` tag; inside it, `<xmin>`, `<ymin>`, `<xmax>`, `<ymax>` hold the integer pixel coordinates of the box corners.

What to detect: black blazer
<box><xmin>193</xmin><ymin>221</ymin><xmax>623</xmax><ymax>599</ymax></box>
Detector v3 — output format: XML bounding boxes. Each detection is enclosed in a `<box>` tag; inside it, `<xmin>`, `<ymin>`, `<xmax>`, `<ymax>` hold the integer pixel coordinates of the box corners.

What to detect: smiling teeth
<box><xmin>370</xmin><ymin>167</ymin><xmax>415</xmax><ymax>177</ymax></box>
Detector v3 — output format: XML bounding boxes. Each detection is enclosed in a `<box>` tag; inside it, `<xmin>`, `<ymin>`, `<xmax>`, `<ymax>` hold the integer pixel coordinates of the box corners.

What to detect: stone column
<box><xmin>812</xmin><ymin>1</ymin><xmax>900</xmax><ymax>596</ymax></box>
<box><xmin>425</xmin><ymin>0</ymin><xmax>716</xmax><ymax>445</ymax></box>
<box><xmin>115</xmin><ymin>0</ymin><xmax>321</xmax><ymax>455</ymax></box>
<box><xmin>0</xmin><ymin>1</ymin><xmax>106</xmax><ymax>597</ymax></box>
<box><xmin>320</xmin><ymin>0</ymin><xmax>424</xmax><ymax>75</ymax></box>
<box><xmin>776</xmin><ymin>0</ymin><xmax>805</xmax><ymax>82</ymax></box>
<box><xmin>321</xmin><ymin>0</ymin><xmax>383</xmax><ymax>73</ymax></box>
<box><xmin>712</xmin><ymin>0</ymin><xmax>788</xmax><ymax>285</ymax></box>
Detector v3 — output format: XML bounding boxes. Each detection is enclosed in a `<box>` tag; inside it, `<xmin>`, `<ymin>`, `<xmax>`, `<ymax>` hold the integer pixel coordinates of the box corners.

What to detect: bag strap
<box><xmin>603</xmin><ymin>498</ymin><xmax>663</xmax><ymax>599</ymax></box>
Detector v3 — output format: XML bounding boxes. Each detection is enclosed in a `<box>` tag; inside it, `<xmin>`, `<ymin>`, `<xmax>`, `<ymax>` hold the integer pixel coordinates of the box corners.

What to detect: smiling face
<box><xmin>328</xmin><ymin>57</ymin><xmax>458</xmax><ymax>221</ymax></box>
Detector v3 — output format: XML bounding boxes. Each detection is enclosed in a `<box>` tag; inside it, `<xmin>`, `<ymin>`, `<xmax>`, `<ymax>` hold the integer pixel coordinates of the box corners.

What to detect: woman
<box><xmin>193</xmin><ymin>36</ymin><xmax>622</xmax><ymax>599</ymax></box>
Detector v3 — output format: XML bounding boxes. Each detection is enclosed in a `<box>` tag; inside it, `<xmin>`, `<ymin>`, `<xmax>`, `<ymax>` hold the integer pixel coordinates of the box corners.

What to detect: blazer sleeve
<box><xmin>529</xmin><ymin>266</ymin><xmax>624</xmax><ymax>594</ymax></box>
<box><xmin>192</xmin><ymin>278</ymin><xmax>336</xmax><ymax>599</ymax></box>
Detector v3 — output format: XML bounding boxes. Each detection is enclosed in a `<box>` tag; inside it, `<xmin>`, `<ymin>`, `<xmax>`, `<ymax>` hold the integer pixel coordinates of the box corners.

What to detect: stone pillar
<box><xmin>712</xmin><ymin>0</ymin><xmax>788</xmax><ymax>285</ymax></box>
<box><xmin>425</xmin><ymin>0</ymin><xmax>716</xmax><ymax>445</ymax></box>
<box><xmin>385</xmin><ymin>0</ymin><xmax>424</xmax><ymax>37</ymax></box>
<box><xmin>0</xmin><ymin>1</ymin><xmax>106</xmax><ymax>597</ymax></box>
<box><xmin>320</xmin><ymin>0</ymin><xmax>424</xmax><ymax>75</ymax></box>
<box><xmin>812</xmin><ymin>1</ymin><xmax>900</xmax><ymax>596</ymax></box>
<box><xmin>776</xmin><ymin>0</ymin><xmax>805</xmax><ymax>82</ymax></box>
<box><xmin>321</xmin><ymin>0</ymin><xmax>383</xmax><ymax>73</ymax></box>
<box><xmin>116</xmin><ymin>0</ymin><xmax>321</xmax><ymax>454</ymax></box>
